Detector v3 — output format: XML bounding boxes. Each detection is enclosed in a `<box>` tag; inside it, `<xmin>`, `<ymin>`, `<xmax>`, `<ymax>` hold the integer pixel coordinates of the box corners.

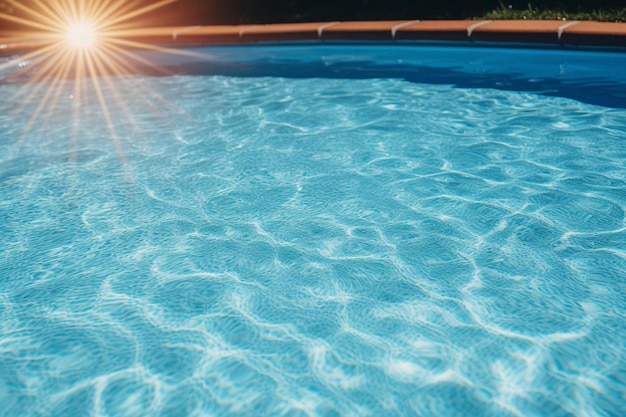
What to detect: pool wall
<box><xmin>2</xmin><ymin>20</ymin><xmax>626</xmax><ymax>54</ymax></box>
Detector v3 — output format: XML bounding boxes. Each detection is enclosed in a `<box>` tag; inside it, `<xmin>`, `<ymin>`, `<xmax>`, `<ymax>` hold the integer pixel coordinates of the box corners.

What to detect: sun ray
<box><xmin>0</xmin><ymin>12</ymin><xmax>59</xmax><ymax>32</ymax></box>
<box><xmin>98</xmin><ymin>43</ymin><xmax>172</xmax><ymax>103</ymax></box>
<box><xmin>43</xmin><ymin>0</ymin><xmax>74</xmax><ymax>25</ymax></box>
<box><xmin>21</xmin><ymin>48</ymin><xmax>76</xmax><ymax>130</ymax></box>
<box><xmin>1</xmin><ymin>29</ymin><xmax>58</xmax><ymax>40</ymax></box>
<box><xmin>37</xmin><ymin>49</ymin><xmax>78</xmax><ymax>118</ymax></box>
<box><xmin>5</xmin><ymin>0</ymin><xmax>66</xmax><ymax>30</ymax></box>
<box><xmin>101</xmin><ymin>0</ymin><xmax>179</xmax><ymax>29</ymax></box>
<box><xmin>82</xmin><ymin>49</ymin><xmax>126</xmax><ymax>164</ymax></box>
<box><xmin>99</xmin><ymin>47</ymin><xmax>177</xmax><ymax>114</ymax></box>
<box><xmin>7</xmin><ymin>41</ymin><xmax>65</xmax><ymax>75</ymax></box>
<box><xmin>92</xmin><ymin>0</ymin><xmax>145</xmax><ymax>29</ymax></box>
<box><xmin>0</xmin><ymin>41</ymin><xmax>64</xmax><ymax>73</ymax></box>
<box><xmin>63</xmin><ymin>0</ymin><xmax>80</xmax><ymax>23</ymax></box>
<box><xmin>101</xmin><ymin>41</ymin><xmax>171</xmax><ymax>76</ymax></box>
<box><xmin>89</xmin><ymin>56</ymin><xmax>142</xmax><ymax>130</ymax></box>
<box><xmin>96</xmin><ymin>43</ymin><xmax>192</xmax><ymax>121</ymax></box>
<box><xmin>16</xmin><ymin>0</ymin><xmax>65</xmax><ymax>28</ymax></box>
<box><xmin>9</xmin><ymin>45</ymin><xmax>70</xmax><ymax>108</ymax></box>
<box><xmin>0</xmin><ymin>0</ymin><xmax>215</xmax><ymax>163</ymax></box>
<box><xmin>9</xmin><ymin>46</ymin><xmax>78</xmax><ymax>152</ymax></box>
<box><xmin>70</xmin><ymin>49</ymin><xmax>88</xmax><ymax>152</ymax></box>
<box><xmin>88</xmin><ymin>0</ymin><xmax>118</xmax><ymax>26</ymax></box>
<box><xmin>103</xmin><ymin>36</ymin><xmax>214</xmax><ymax>60</ymax></box>
<box><xmin>0</xmin><ymin>45</ymin><xmax>70</xmax><ymax>94</ymax></box>
<box><xmin>28</xmin><ymin>0</ymin><xmax>69</xmax><ymax>27</ymax></box>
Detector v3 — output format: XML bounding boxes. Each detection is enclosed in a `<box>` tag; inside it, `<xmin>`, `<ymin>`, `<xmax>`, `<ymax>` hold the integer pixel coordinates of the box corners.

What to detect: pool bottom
<box><xmin>1</xmin><ymin>58</ymin><xmax>625</xmax><ymax>416</ymax></box>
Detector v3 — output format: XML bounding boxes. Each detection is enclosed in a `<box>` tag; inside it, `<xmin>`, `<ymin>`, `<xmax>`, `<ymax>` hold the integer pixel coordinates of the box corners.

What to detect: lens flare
<box><xmin>0</xmin><ymin>0</ymin><xmax>210</xmax><ymax>165</ymax></box>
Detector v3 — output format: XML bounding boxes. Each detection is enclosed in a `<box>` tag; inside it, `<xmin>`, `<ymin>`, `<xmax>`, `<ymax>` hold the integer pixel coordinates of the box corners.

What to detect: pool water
<box><xmin>1</xmin><ymin>45</ymin><xmax>625</xmax><ymax>416</ymax></box>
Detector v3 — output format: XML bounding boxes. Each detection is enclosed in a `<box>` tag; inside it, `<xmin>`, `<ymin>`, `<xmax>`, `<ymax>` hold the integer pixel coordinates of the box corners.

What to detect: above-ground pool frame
<box><xmin>2</xmin><ymin>20</ymin><xmax>626</xmax><ymax>54</ymax></box>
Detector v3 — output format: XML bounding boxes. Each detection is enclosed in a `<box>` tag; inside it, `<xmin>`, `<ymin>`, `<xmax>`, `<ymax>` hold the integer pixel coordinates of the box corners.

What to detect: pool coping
<box><xmin>2</xmin><ymin>20</ymin><xmax>626</xmax><ymax>55</ymax></box>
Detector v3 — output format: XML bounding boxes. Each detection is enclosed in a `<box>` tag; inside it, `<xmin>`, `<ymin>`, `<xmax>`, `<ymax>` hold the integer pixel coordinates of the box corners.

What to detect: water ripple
<box><xmin>1</xmin><ymin>64</ymin><xmax>625</xmax><ymax>416</ymax></box>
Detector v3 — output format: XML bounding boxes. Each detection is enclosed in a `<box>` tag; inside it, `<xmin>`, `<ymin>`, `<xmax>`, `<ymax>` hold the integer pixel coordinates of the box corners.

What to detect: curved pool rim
<box><xmin>2</xmin><ymin>19</ymin><xmax>626</xmax><ymax>55</ymax></box>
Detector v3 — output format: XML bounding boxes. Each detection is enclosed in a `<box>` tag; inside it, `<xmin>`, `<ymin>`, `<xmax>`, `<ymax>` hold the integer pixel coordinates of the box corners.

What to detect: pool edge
<box><xmin>2</xmin><ymin>20</ymin><xmax>626</xmax><ymax>55</ymax></box>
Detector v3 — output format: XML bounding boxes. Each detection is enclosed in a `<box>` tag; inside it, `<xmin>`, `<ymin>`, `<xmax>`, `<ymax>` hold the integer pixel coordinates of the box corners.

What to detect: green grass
<box><xmin>477</xmin><ymin>3</ymin><xmax>626</xmax><ymax>22</ymax></box>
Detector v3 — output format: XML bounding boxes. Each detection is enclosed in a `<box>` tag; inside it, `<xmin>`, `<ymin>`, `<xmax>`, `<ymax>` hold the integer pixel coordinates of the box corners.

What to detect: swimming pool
<box><xmin>1</xmin><ymin>45</ymin><xmax>625</xmax><ymax>416</ymax></box>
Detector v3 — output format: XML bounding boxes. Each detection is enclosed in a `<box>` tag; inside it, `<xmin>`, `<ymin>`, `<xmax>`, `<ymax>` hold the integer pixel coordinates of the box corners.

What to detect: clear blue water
<box><xmin>1</xmin><ymin>45</ymin><xmax>625</xmax><ymax>416</ymax></box>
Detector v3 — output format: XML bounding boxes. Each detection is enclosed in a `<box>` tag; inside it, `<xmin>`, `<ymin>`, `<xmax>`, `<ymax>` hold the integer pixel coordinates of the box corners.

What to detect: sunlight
<box><xmin>0</xmin><ymin>0</ymin><xmax>209</xmax><ymax>164</ymax></box>
<box><xmin>64</xmin><ymin>20</ymin><xmax>99</xmax><ymax>49</ymax></box>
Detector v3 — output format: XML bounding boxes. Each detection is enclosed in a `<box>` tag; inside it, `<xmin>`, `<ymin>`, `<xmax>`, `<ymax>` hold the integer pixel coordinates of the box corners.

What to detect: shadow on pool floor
<box><xmin>1</xmin><ymin>56</ymin><xmax>623</xmax><ymax>109</ymax></box>
<box><xmin>158</xmin><ymin>59</ymin><xmax>626</xmax><ymax>109</ymax></box>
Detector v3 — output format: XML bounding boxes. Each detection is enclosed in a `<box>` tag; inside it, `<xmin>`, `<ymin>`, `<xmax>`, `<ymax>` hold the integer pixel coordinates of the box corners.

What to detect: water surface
<box><xmin>0</xmin><ymin>46</ymin><xmax>625</xmax><ymax>417</ymax></box>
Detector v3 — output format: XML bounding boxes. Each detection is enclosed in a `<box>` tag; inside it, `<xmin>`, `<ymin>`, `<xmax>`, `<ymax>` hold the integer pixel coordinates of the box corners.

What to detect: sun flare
<box><xmin>0</xmin><ymin>0</ymin><xmax>208</xmax><ymax>161</ymax></box>
<box><xmin>64</xmin><ymin>20</ymin><xmax>99</xmax><ymax>49</ymax></box>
